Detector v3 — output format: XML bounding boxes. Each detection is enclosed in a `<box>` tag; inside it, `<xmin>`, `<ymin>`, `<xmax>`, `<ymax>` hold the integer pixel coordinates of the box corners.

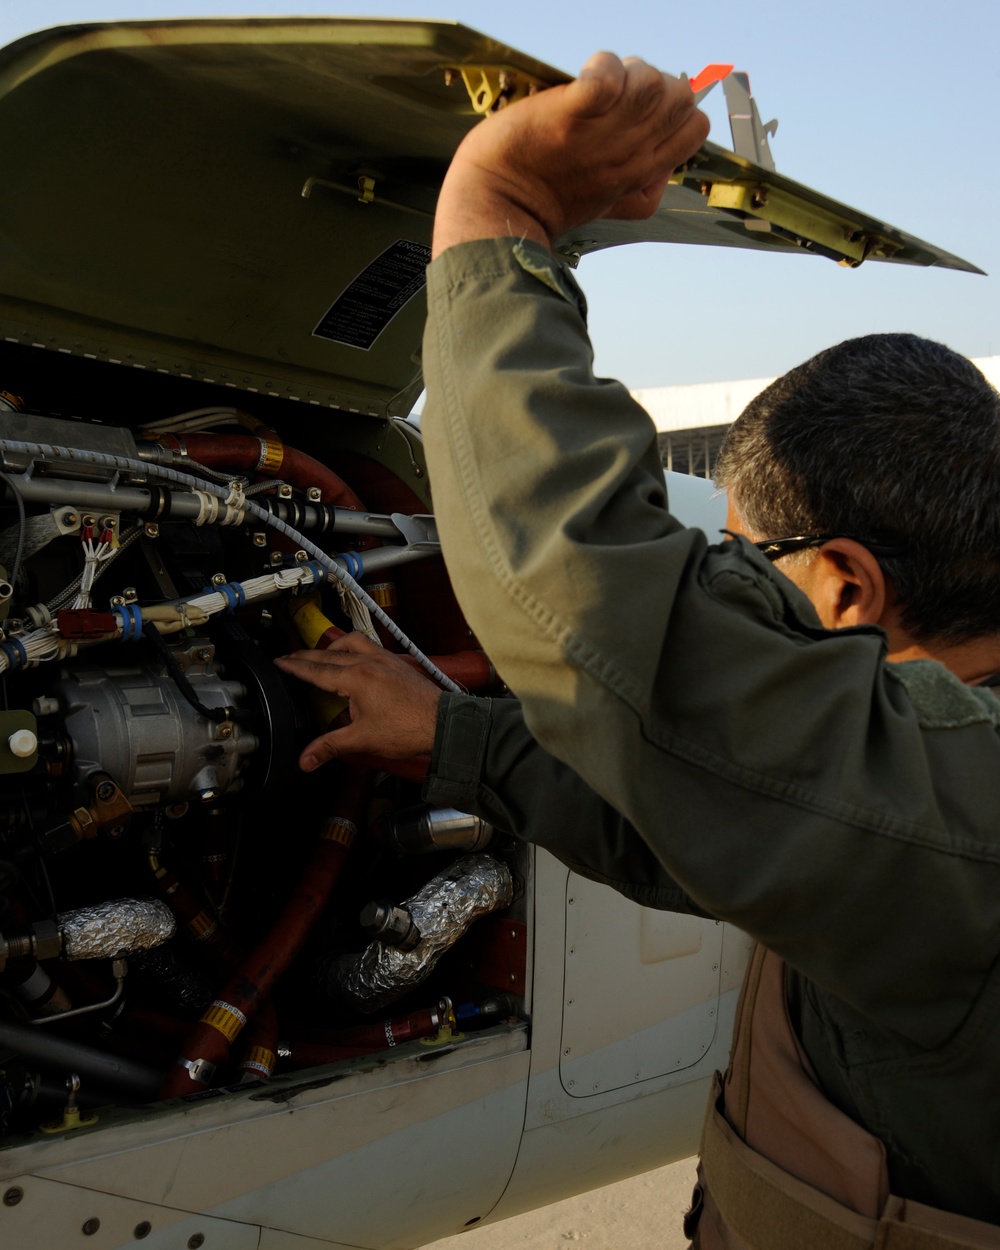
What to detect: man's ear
<box><xmin>809</xmin><ymin>539</ymin><xmax>888</xmax><ymax>630</ymax></box>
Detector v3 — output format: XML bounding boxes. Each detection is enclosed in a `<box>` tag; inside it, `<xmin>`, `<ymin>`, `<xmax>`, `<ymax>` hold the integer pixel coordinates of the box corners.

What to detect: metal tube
<box><xmin>7</xmin><ymin>473</ymin><xmax>417</xmax><ymax>539</ymax></box>
<box><xmin>264</xmin><ymin>502</ymin><xmax>402</xmax><ymax>539</ymax></box>
<box><xmin>31</xmin><ymin>963</ymin><xmax>124</xmax><ymax>1027</ymax></box>
<box><xmin>6</xmin><ymin>474</ymin><xmax>186</xmax><ymax>517</ymax></box>
<box><xmin>336</xmin><ymin>543</ymin><xmax>438</xmax><ymax>575</ymax></box>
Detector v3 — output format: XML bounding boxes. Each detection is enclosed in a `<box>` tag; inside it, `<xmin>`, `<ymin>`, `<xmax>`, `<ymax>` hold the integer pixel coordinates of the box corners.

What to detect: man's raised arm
<box><xmin>420</xmin><ymin>53</ymin><xmax>715</xmax><ymax>819</ymax></box>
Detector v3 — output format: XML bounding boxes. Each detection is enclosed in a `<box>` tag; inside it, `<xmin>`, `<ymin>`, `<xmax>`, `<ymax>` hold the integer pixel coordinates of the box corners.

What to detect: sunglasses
<box><xmin>721</xmin><ymin>530</ymin><xmax>910</xmax><ymax>562</ymax></box>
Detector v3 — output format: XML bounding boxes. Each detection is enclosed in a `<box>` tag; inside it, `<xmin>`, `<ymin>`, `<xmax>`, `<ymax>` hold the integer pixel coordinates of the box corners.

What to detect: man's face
<box><xmin>724</xmin><ymin>496</ymin><xmax>822</xmax><ymax>606</ymax></box>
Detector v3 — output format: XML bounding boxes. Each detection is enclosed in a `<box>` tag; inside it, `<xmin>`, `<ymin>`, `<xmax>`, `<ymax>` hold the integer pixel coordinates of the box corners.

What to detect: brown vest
<box><xmin>687</xmin><ymin>945</ymin><xmax>1000</xmax><ymax>1250</ymax></box>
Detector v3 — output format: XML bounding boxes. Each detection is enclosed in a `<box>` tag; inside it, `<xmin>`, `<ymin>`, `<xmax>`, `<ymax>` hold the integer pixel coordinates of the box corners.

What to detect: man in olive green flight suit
<box><xmin>276</xmin><ymin>53</ymin><xmax>1000</xmax><ymax>1243</ymax></box>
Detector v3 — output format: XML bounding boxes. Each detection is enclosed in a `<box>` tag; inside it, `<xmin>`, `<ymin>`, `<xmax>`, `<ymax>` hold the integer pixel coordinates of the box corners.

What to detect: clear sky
<box><xmin>1</xmin><ymin>0</ymin><xmax>996</xmax><ymax>389</ymax></box>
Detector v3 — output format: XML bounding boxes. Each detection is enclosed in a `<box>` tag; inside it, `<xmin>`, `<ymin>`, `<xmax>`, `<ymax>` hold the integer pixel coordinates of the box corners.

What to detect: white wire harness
<box><xmin>0</xmin><ymin>437</ymin><xmax>461</xmax><ymax>692</ymax></box>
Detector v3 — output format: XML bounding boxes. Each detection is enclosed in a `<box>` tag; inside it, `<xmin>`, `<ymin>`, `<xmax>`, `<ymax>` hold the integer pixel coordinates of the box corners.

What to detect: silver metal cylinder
<box><xmin>387</xmin><ymin>807</ymin><xmax>493</xmax><ymax>856</ymax></box>
<box><xmin>359</xmin><ymin>900</ymin><xmax>421</xmax><ymax>950</ymax></box>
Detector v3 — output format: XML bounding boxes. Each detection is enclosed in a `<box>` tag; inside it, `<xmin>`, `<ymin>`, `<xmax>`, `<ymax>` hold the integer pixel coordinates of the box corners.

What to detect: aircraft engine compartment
<box><xmin>0</xmin><ymin>343</ymin><xmax>527</xmax><ymax>1139</ymax></box>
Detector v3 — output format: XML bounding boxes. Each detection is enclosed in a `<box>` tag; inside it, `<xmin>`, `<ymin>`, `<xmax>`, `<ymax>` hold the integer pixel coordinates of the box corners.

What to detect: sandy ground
<box><xmin>422</xmin><ymin>1156</ymin><xmax>697</xmax><ymax>1250</ymax></box>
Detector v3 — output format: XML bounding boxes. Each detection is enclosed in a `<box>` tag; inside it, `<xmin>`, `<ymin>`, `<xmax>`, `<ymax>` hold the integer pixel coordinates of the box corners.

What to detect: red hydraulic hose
<box><xmin>114</xmin><ymin>1005</ymin><xmax>191</xmax><ymax>1046</ymax></box>
<box><xmin>159</xmin><ymin>769</ymin><xmax>367</xmax><ymax>1098</ymax></box>
<box><xmin>285</xmin><ymin>1003</ymin><xmax>448</xmax><ymax>1064</ymax></box>
<box><xmin>148</xmin><ymin>852</ymin><xmax>243</xmax><ymax>976</ymax></box>
<box><xmin>401</xmin><ymin>650</ymin><xmax>495</xmax><ymax>692</ymax></box>
<box><xmin>156</xmin><ymin>432</ymin><xmax>378</xmax><ymax>548</ymax></box>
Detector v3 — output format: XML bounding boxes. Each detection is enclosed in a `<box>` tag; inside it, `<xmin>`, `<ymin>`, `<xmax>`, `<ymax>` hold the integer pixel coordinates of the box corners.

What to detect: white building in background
<box><xmin>636</xmin><ymin>355</ymin><xmax>1000</xmax><ymax>479</ymax></box>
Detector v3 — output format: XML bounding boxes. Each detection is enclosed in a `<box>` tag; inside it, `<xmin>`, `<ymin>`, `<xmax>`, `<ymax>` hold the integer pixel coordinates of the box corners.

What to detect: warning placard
<box><xmin>313</xmin><ymin>239</ymin><xmax>431</xmax><ymax>351</ymax></box>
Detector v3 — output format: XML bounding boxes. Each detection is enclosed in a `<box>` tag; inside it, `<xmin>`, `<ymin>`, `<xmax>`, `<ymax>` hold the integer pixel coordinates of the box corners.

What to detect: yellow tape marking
<box><xmin>321</xmin><ymin>817</ymin><xmax>358</xmax><ymax>847</ymax></box>
<box><xmin>259</xmin><ymin>438</ymin><xmax>284</xmax><ymax>475</ymax></box>
<box><xmin>200</xmin><ymin>1000</ymin><xmax>247</xmax><ymax>1043</ymax></box>
<box><xmin>367</xmin><ymin>582</ymin><xmax>397</xmax><ymax>609</ymax></box>
<box><xmin>244</xmin><ymin>1046</ymin><xmax>276</xmax><ymax>1074</ymax></box>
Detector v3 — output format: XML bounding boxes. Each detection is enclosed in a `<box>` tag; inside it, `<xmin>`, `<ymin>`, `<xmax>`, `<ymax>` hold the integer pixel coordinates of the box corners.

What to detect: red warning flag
<box><xmin>689</xmin><ymin>63</ymin><xmax>734</xmax><ymax>94</ymax></box>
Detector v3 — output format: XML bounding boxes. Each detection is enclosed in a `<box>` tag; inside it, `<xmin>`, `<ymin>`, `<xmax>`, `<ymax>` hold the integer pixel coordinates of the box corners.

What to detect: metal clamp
<box><xmin>178</xmin><ymin>1056</ymin><xmax>216</xmax><ymax>1085</ymax></box>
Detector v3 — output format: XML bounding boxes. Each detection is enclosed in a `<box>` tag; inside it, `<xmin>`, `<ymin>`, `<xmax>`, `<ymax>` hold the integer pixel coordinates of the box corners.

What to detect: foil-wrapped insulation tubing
<box><xmin>332</xmin><ymin>854</ymin><xmax>513</xmax><ymax>1013</ymax></box>
<box><xmin>59</xmin><ymin>898</ymin><xmax>176</xmax><ymax>960</ymax></box>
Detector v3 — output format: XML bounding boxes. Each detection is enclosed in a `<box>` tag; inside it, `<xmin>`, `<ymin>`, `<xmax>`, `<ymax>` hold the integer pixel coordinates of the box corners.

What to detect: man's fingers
<box><xmin>623</xmin><ymin>59</ymin><xmax>679</xmax><ymax>120</ymax></box>
<box><xmin>299</xmin><ymin>724</ymin><xmax>358</xmax><ymax>772</ymax></box>
<box><xmin>598</xmin><ymin>107</ymin><xmax>711</xmax><ymax>221</ymax></box>
<box><xmin>572</xmin><ymin>58</ymin><xmax>706</xmax><ymax>217</ymax></box>
<box><xmin>274</xmin><ymin>633</ymin><xmax>378</xmax><ymax>690</ymax></box>
<box><xmin>275</xmin><ymin>640</ymin><xmax>441</xmax><ymax>707</ymax></box>
<box><xmin>568</xmin><ymin>51</ymin><xmax>627</xmax><ymax>118</ymax></box>
<box><xmin>274</xmin><ymin>650</ymin><xmax>364</xmax><ymax>696</ymax></box>
<box><xmin>326</xmin><ymin>631</ymin><xmax>380</xmax><ymax>655</ymax></box>
<box><xmin>647</xmin><ymin>105</ymin><xmax>711</xmax><ymax>182</ymax></box>
<box><xmin>652</xmin><ymin>101</ymin><xmax>711</xmax><ymax>158</ymax></box>
<box><xmin>571</xmin><ymin>55</ymin><xmax>682</xmax><ymax>129</ymax></box>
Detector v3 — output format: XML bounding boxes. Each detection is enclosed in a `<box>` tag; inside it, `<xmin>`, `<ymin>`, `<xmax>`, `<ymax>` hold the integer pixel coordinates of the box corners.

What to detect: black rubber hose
<box><xmin>0</xmin><ymin>1019</ymin><xmax>163</xmax><ymax>1101</ymax></box>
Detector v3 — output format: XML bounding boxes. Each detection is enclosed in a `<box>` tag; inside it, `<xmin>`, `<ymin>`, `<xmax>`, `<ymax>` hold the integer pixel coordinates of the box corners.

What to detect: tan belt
<box><xmin>699</xmin><ymin>1076</ymin><xmax>1000</xmax><ymax>1250</ymax></box>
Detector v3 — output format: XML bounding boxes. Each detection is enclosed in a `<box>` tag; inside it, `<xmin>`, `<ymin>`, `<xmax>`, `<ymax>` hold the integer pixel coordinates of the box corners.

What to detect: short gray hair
<box><xmin>714</xmin><ymin>333</ymin><xmax>1000</xmax><ymax>645</ymax></box>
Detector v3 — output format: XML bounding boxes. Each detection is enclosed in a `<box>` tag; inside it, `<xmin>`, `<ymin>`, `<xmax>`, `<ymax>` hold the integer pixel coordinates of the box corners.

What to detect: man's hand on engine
<box><xmin>274</xmin><ymin>633</ymin><xmax>442</xmax><ymax>772</ymax></box>
<box><xmin>432</xmin><ymin>51</ymin><xmax>710</xmax><ymax>257</ymax></box>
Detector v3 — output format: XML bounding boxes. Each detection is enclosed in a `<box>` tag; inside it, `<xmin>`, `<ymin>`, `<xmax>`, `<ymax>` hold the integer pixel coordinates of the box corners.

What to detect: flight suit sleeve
<box><xmin>420</xmin><ymin>236</ymin><xmax>1000</xmax><ymax>1047</ymax></box>
<box><xmin>423</xmin><ymin>693</ymin><xmax>711</xmax><ymax>916</ymax></box>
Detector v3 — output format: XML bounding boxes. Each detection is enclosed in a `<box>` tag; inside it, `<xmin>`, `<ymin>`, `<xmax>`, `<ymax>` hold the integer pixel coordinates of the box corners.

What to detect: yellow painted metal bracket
<box><xmin>39</xmin><ymin>1102</ymin><xmax>99</xmax><ymax>1134</ymax></box>
<box><xmin>40</xmin><ymin>1076</ymin><xmax>98</xmax><ymax>1134</ymax></box>
<box><xmin>448</xmin><ymin>64</ymin><xmax>548</xmax><ymax>114</ymax></box>
<box><xmin>700</xmin><ymin>178</ymin><xmax>902</xmax><ymax>267</ymax></box>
